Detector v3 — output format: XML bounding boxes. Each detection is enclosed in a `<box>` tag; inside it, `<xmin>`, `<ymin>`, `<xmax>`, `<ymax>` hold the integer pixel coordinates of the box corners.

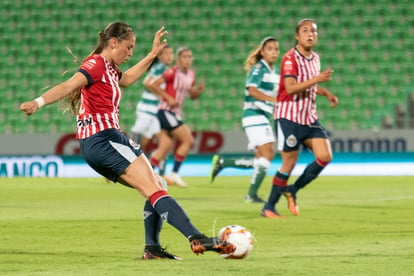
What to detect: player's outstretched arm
<box><xmin>20</xmin><ymin>72</ymin><xmax>88</xmax><ymax>116</ymax></box>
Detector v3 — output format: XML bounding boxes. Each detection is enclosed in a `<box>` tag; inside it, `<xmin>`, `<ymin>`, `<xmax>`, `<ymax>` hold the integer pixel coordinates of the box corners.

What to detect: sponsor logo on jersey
<box><xmin>77</xmin><ymin>117</ymin><xmax>94</xmax><ymax>127</ymax></box>
<box><xmin>284</xmin><ymin>59</ymin><xmax>293</xmax><ymax>71</ymax></box>
<box><xmin>84</xmin><ymin>59</ymin><xmax>96</xmax><ymax>70</ymax></box>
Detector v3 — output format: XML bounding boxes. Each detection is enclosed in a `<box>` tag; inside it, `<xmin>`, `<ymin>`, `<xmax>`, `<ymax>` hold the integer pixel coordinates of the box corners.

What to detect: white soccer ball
<box><xmin>218</xmin><ymin>225</ymin><xmax>253</xmax><ymax>259</ymax></box>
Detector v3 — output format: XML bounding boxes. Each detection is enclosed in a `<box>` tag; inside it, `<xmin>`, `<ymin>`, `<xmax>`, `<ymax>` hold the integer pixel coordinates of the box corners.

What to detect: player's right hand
<box><xmin>167</xmin><ymin>96</ymin><xmax>179</xmax><ymax>108</ymax></box>
<box><xmin>20</xmin><ymin>101</ymin><xmax>38</xmax><ymax>116</ymax></box>
<box><xmin>317</xmin><ymin>68</ymin><xmax>333</xmax><ymax>83</ymax></box>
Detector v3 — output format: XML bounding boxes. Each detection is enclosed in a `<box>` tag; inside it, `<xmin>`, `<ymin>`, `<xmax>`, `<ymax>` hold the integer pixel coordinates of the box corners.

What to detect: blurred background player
<box><xmin>20</xmin><ymin>22</ymin><xmax>234</xmax><ymax>259</ymax></box>
<box><xmin>262</xmin><ymin>18</ymin><xmax>338</xmax><ymax>218</ymax></box>
<box><xmin>210</xmin><ymin>37</ymin><xmax>280</xmax><ymax>203</ymax></box>
<box><xmin>130</xmin><ymin>45</ymin><xmax>176</xmax><ymax>175</ymax></box>
<box><xmin>149</xmin><ymin>47</ymin><xmax>205</xmax><ymax>187</ymax></box>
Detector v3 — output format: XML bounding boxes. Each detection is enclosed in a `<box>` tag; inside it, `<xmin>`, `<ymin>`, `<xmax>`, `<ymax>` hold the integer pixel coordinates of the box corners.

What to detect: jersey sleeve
<box><xmin>281</xmin><ymin>55</ymin><xmax>298</xmax><ymax>79</ymax></box>
<box><xmin>245</xmin><ymin>63</ymin><xmax>264</xmax><ymax>88</ymax></box>
<box><xmin>78</xmin><ymin>56</ymin><xmax>106</xmax><ymax>85</ymax></box>
<box><xmin>149</xmin><ymin>63</ymin><xmax>166</xmax><ymax>79</ymax></box>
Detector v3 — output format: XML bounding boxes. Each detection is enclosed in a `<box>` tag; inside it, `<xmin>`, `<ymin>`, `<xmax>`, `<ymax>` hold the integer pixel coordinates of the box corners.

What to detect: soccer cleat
<box><xmin>261</xmin><ymin>209</ymin><xmax>286</xmax><ymax>219</ymax></box>
<box><xmin>244</xmin><ymin>195</ymin><xmax>266</xmax><ymax>203</ymax></box>
<box><xmin>142</xmin><ymin>245</ymin><xmax>182</xmax><ymax>260</ymax></box>
<box><xmin>283</xmin><ymin>189</ymin><xmax>299</xmax><ymax>216</ymax></box>
<box><xmin>189</xmin><ymin>234</ymin><xmax>236</xmax><ymax>255</ymax></box>
<box><xmin>168</xmin><ymin>172</ymin><xmax>188</xmax><ymax>187</ymax></box>
<box><xmin>209</xmin><ymin>155</ymin><xmax>223</xmax><ymax>183</ymax></box>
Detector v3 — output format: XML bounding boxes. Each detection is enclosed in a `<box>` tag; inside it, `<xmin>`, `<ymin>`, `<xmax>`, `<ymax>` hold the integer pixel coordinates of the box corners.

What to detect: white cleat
<box><xmin>168</xmin><ymin>172</ymin><xmax>188</xmax><ymax>187</ymax></box>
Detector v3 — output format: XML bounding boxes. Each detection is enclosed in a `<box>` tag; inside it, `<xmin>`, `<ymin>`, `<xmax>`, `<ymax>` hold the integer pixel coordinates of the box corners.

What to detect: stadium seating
<box><xmin>1</xmin><ymin>0</ymin><xmax>412</xmax><ymax>134</ymax></box>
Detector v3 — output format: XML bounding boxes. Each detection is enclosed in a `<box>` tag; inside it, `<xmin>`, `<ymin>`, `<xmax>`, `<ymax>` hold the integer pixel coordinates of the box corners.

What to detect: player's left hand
<box><xmin>327</xmin><ymin>93</ymin><xmax>338</xmax><ymax>108</ymax></box>
<box><xmin>151</xmin><ymin>26</ymin><xmax>168</xmax><ymax>57</ymax></box>
<box><xmin>197</xmin><ymin>82</ymin><xmax>205</xmax><ymax>93</ymax></box>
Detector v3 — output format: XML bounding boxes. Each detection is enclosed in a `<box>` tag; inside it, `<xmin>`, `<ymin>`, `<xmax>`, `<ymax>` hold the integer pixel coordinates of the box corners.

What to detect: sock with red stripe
<box><xmin>263</xmin><ymin>171</ymin><xmax>289</xmax><ymax>211</ymax></box>
<box><xmin>293</xmin><ymin>159</ymin><xmax>330</xmax><ymax>191</ymax></box>
<box><xmin>149</xmin><ymin>190</ymin><xmax>201</xmax><ymax>238</ymax></box>
<box><xmin>143</xmin><ymin>200</ymin><xmax>163</xmax><ymax>245</ymax></box>
<box><xmin>149</xmin><ymin>156</ymin><xmax>160</xmax><ymax>169</ymax></box>
<box><xmin>172</xmin><ymin>154</ymin><xmax>186</xmax><ymax>173</ymax></box>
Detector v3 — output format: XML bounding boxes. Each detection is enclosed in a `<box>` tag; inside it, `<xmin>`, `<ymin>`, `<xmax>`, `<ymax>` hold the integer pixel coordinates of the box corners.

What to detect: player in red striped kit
<box><xmin>20</xmin><ymin>22</ymin><xmax>234</xmax><ymax>259</ymax></box>
<box><xmin>148</xmin><ymin>47</ymin><xmax>205</xmax><ymax>187</ymax></box>
<box><xmin>262</xmin><ymin>18</ymin><xmax>338</xmax><ymax>218</ymax></box>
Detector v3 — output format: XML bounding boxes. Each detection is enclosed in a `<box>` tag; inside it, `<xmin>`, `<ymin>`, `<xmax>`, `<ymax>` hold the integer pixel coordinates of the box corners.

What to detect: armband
<box><xmin>35</xmin><ymin>97</ymin><xmax>45</xmax><ymax>108</ymax></box>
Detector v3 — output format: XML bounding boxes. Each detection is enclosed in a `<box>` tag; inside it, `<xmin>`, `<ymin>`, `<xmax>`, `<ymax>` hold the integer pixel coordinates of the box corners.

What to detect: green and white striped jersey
<box><xmin>135</xmin><ymin>61</ymin><xmax>167</xmax><ymax>116</ymax></box>
<box><xmin>242</xmin><ymin>59</ymin><xmax>280</xmax><ymax>129</ymax></box>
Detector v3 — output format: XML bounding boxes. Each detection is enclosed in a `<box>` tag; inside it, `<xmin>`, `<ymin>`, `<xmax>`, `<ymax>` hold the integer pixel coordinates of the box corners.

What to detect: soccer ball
<box><xmin>218</xmin><ymin>225</ymin><xmax>253</xmax><ymax>259</ymax></box>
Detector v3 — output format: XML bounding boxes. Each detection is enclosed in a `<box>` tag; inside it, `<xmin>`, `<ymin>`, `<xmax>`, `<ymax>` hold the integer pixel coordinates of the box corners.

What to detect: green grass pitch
<box><xmin>1</xmin><ymin>176</ymin><xmax>413</xmax><ymax>276</ymax></box>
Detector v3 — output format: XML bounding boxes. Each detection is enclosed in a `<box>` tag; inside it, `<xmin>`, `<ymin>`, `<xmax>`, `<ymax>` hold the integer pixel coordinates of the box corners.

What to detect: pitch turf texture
<box><xmin>1</xmin><ymin>176</ymin><xmax>413</xmax><ymax>276</ymax></box>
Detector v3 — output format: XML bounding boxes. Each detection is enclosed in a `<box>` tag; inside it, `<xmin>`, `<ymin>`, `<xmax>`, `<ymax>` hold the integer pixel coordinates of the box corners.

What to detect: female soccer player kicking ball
<box><xmin>20</xmin><ymin>22</ymin><xmax>235</xmax><ymax>259</ymax></box>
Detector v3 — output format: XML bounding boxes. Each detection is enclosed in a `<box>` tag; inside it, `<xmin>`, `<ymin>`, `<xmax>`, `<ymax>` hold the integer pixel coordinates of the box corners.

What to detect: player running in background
<box><xmin>210</xmin><ymin>37</ymin><xmax>280</xmax><ymax>203</ymax></box>
<box><xmin>20</xmin><ymin>22</ymin><xmax>234</xmax><ymax>259</ymax></box>
<box><xmin>262</xmin><ymin>18</ymin><xmax>338</xmax><ymax>218</ymax></box>
<box><xmin>130</xmin><ymin>45</ymin><xmax>176</xmax><ymax>175</ymax></box>
<box><xmin>148</xmin><ymin>47</ymin><xmax>205</xmax><ymax>187</ymax></box>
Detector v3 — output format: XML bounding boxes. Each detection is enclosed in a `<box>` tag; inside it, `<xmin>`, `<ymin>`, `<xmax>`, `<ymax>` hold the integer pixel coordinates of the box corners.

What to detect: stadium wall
<box><xmin>1</xmin><ymin>130</ymin><xmax>413</xmax><ymax>177</ymax></box>
<box><xmin>1</xmin><ymin>129</ymin><xmax>414</xmax><ymax>155</ymax></box>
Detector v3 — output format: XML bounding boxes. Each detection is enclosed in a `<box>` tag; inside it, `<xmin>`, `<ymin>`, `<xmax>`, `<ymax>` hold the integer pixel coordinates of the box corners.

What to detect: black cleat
<box><xmin>189</xmin><ymin>234</ymin><xmax>236</xmax><ymax>255</ymax></box>
<box><xmin>142</xmin><ymin>245</ymin><xmax>182</xmax><ymax>260</ymax></box>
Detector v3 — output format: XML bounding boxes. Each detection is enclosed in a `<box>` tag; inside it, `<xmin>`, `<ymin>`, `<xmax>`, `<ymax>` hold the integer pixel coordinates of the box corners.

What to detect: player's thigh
<box><xmin>158</xmin><ymin>130</ymin><xmax>174</xmax><ymax>152</ymax></box>
<box><xmin>152</xmin><ymin>130</ymin><xmax>173</xmax><ymax>160</ymax></box>
<box><xmin>171</xmin><ymin>124</ymin><xmax>193</xmax><ymax>144</ymax></box>
<box><xmin>255</xmin><ymin>142</ymin><xmax>275</xmax><ymax>161</ymax></box>
<box><xmin>304</xmin><ymin>138</ymin><xmax>333</xmax><ymax>162</ymax></box>
<box><xmin>119</xmin><ymin>154</ymin><xmax>165</xmax><ymax>199</ymax></box>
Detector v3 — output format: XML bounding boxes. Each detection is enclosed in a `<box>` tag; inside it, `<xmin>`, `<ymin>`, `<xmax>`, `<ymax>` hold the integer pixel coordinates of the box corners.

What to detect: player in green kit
<box><xmin>131</xmin><ymin>45</ymin><xmax>176</xmax><ymax>175</ymax></box>
<box><xmin>210</xmin><ymin>37</ymin><xmax>280</xmax><ymax>203</ymax></box>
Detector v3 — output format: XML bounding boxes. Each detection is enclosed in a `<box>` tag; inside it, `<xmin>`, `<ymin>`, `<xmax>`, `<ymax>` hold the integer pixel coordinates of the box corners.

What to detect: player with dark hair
<box><xmin>210</xmin><ymin>37</ymin><xmax>280</xmax><ymax>203</ymax></box>
<box><xmin>262</xmin><ymin>18</ymin><xmax>338</xmax><ymax>218</ymax></box>
<box><xmin>20</xmin><ymin>22</ymin><xmax>235</xmax><ymax>259</ymax></box>
<box><xmin>148</xmin><ymin>47</ymin><xmax>205</xmax><ymax>187</ymax></box>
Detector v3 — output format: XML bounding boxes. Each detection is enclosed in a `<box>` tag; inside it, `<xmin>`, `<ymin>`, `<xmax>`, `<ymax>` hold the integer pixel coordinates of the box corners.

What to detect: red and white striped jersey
<box><xmin>275</xmin><ymin>48</ymin><xmax>320</xmax><ymax>125</ymax></box>
<box><xmin>158</xmin><ymin>66</ymin><xmax>195</xmax><ymax>116</ymax></box>
<box><xmin>76</xmin><ymin>54</ymin><xmax>122</xmax><ymax>139</ymax></box>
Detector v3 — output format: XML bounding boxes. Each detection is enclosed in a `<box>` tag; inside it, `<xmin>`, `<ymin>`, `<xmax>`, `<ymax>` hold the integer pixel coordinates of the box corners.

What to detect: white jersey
<box><xmin>242</xmin><ymin>59</ymin><xmax>280</xmax><ymax>129</ymax></box>
<box><xmin>135</xmin><ymin>61</ymin><xmax>167</xmax><ymax>116</ymax></box>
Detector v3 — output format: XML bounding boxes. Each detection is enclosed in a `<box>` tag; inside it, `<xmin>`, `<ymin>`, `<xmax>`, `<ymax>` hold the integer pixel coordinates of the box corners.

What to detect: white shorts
<box><xmin>244</xmin><ymin>125</ymin><xmax>275</xmax><ymax>151</ymax></box>
<box><xmin>130</xmin><ymin>112</ymin><xmax>161</xmax><ymax>139</ymax></box>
